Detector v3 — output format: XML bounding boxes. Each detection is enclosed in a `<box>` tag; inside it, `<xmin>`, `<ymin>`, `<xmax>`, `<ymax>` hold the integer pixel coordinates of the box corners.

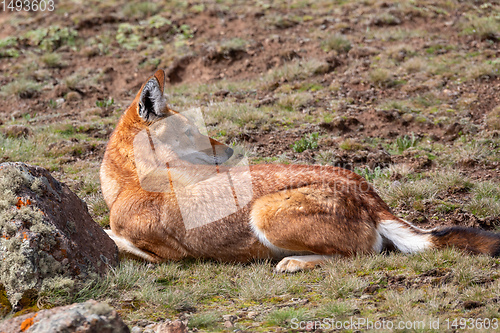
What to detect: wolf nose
<box><xmin>225</xmin><ymin>147</ymin><xmax>234</xmax><ymax>158</ymax></box>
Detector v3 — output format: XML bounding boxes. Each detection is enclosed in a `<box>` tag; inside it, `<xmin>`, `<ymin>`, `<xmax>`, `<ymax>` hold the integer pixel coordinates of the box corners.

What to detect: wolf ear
<box><xmin>138</xmin><ymin>70</ymin><xmax>167</xmax><ymax>121</ymax></box>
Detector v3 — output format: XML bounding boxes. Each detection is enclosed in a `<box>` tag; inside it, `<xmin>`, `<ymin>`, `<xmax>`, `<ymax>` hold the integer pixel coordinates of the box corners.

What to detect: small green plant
<box><xmin>86</xmin><ymin>194</ymin><xmax>110</xmax><ymax>228</ymax></box>
<box><xmin>116</xmin><ymin>24</ymin><xmax>142</xmax><ymax>50</ymax></box>
<box><xmin>355</xmin><ymin>166</ymin><xmax>390</xmax><ymax>182</ymax></box>
<box><xmin>190</xmin><ymin>4</ymin><xmax>205</xmax><ymax>13</ymax></box>
<box><xmin>178</xmin><ymin>24</ymin><xmax>193</xmax><ymax>39</ymax></box>
<box><xmin>24</xmin><ymin>26</ymin><xmax>78</xmax><ymax>51</ymax></box>
<box><xmin>321</xmin><ymin>34</ymin><xmax>351</xmax><ymax>53</ymax></box>
<box><xmin>394</xmin><ymin>133</ymin><xmax>419</xmax><ymax>152</ymax></box>
<box><xmin>403</xmin><ymin>57</ymin><xmax>426</xmax><ymax>74</ymax></box>
<box><xmin>291</xmin><ymin>132</ymin><xmax>319</xmax><ymax>153</ymax></box>
<box><xmin>147</xmin><ymin>15</ymin><xmax>172</xmax><ymax>29</ymax></box>
<box><xmin>0</xmin><ymin>37</ymin><xmax>16</xmax><ymax>48</ymax></box>
<box><xmin>298</xmin><ymin>82</ymin><xmax>323</xmax><ymax>92</ymax></box>
<box><xmin>96</xmin><ymin>98</ymin><xmax>114</xmax><ymax>108</ymax></box>
<box><xmin>0</xmin><ymin>37</ymin><xmax>19</xmax><ymax>58</ymax></box>
<box><xmin>435</xmin><ymin>201</ymin><xmax>459</xmax><ymax>213</ymax></box>
<box><xmin>48</xmin><ymin>99</ymin><xmax>58</xmax><ymax>109</ymax></box>
<box><xmin>277</xmin><ymin>92</ymin><xmax>313</xmax><ymax>111</ymax></box>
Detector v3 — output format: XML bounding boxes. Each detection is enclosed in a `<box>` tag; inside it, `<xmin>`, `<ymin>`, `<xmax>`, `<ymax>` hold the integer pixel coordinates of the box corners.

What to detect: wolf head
<box><xmin>130</xmin><ymin>69</ymin><xmax>233</xmax><ymax>166</ymax></box>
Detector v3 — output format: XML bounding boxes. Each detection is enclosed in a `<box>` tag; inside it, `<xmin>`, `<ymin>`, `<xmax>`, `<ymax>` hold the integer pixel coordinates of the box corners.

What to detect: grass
<box><xmin>402</xmin><ymin>57</ymin><xmax>427</xmax><ymax>74</ymax></box>
<box><xmin>277</xmin><ymin>91</ymin><xmax>313</xmax><ymax>111</ymax></box>
<box><xmin>37</xmin><ymin>249</ymin><xmax>500</xmax><ymax>331</ymax></box>
<box><xmin>0</xmin><ymin>79</ymin><xmax>41</xmax><ymax>98</ymax></box>
<box><xmin>265</xmin><ymin>59</ymin><xmax>330</xmax><ymax>83</ymax></box>
<box><xmin>122</xmin><ymin>2</ymin><xmax>160</xmax><ymax>19</ymax></box>
<box><xmin>369</xmin><ymin>68</ymin><xmax>396</xmax><ymax>88</ymax></box>
<box><xmin>372</xmin><ymin>168</ymin><xmax>478</xmax><ymax>209</ymax></box>
<box><xmin>461</xmin><ymin>15</ymin><xmax>500</xmax><ymax>41</ymax></box>
<box><xmin>85</xmin><ymin>194</ymin><xmax>110</xmax><ymax>227</ymax></box>
<box><xmin>40</xmin><ymin>53</ymin><xmax>65</xmax><ymax>68</ymax></box>
<box><xmin>466</xmin><ymin>60</ymin><xmax>500</xmax><ymax>81</ymax></box>
<box><xmin>203</xmin><ymin>101</ymin><xmax>270</xmax><ymax>134</ymax></box>
<box><xmin>320</xmin><ymin>34</ymin><xmax>351</xmax><ymax>53</ymax></box>
<box><xmin>265</xmin><ymin>307</ymin><xmax>307</xmax><ymax>327</ymax></box>
<box><xmin>465</xmin><ymin>181</ymin><xmax>500</xmax><ymax>218</ymax></box>
<box><xmin>188</xmin><ymin>312</ymin><xmax>220</xmax><ymax>330</ymax></box>
<box><xmin>486</xmin><ymin>106</ymin><xmax>500</xmax><ymax>130</ymax></box>
<box><xmin>219</xmin><ymin>38</ymin><xmax>248</xmax><ymax>53</ymax></box>
<box><xmin>339</xmin><ymin>138</ymin><xmax>364</xmax><ymax>151</ymax></box>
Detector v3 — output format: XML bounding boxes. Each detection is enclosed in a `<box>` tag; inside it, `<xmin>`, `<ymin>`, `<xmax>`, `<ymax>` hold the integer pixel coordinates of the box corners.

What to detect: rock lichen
<box><xmin>0</xmin><ymin>162</ymin><xmax>118</xmax><ymax>314</ymax></box>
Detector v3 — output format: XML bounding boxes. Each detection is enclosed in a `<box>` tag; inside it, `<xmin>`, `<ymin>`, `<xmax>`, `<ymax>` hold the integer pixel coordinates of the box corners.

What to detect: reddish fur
<box><xmin>101</xmin><ymin>70</ymin><xmax>500</xmax><ymax>267</ymax></box>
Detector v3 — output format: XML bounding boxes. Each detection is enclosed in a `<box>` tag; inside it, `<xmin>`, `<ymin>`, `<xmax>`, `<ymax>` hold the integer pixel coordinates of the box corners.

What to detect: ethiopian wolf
<box><xmin>100</xmin><ymin>70</ymin><xmax>500</xmax><ymax>272</ymax></box>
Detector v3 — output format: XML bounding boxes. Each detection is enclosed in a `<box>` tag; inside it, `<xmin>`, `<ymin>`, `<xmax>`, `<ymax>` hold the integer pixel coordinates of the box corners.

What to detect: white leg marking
<box><xmin>377</xmin><ymin>220</ymin><xmax>433</xmax><ymax>254</ymax></box>
<box><xmin>105</xmin><ymin>229</ymin><xmax>156</xmax><ymax>262</ymax></box>
<box><xmin>372</xmin><ymin>230</ymin><xmax>383</xmax><ymax>253</ymax></box>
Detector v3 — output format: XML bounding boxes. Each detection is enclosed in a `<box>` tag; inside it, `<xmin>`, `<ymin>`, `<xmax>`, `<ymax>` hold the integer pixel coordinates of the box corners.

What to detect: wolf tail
<box><xmin>377</xmin><ymin>218</ymin><xmax>500</xmax><ymax>256</ymax></box>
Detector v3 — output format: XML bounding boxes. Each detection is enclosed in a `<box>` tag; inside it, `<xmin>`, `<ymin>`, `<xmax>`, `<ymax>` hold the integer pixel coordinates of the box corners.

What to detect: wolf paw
<box><xmin>275</xmin><ymin>255</ymin><xmax>330</xmax><ymax>273</ymax></box>
<box><xmin>276</xmin><ymin>257</ymin><xmax>305</xmax><ymax>273</ymax></box>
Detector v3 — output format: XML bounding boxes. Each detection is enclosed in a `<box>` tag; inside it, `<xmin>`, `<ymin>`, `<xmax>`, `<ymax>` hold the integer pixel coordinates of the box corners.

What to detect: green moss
<box><xmin>0</xmin><ymin>284</ymin><xmax>12</xmax><ymax>317</ymax></box>
<box><xmin>18</xmin><ymin>289</ymin><xmax>38</xmax><ymax>309</ymax></box>
<box><xmin>12</xmin><ymin>306</ymin><xmax>39</xmax><ymax>317</ymax></box>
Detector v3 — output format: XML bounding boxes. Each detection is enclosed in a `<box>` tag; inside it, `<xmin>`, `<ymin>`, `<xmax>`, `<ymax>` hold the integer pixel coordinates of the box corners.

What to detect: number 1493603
<box><xmin>1</xmin><ymin>0</ymin><xmax>55</xmax><ymax>12</ymax></box>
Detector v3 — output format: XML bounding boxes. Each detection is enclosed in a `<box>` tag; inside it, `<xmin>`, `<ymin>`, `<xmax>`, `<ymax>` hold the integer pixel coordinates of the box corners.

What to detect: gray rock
<box><xmin>0</xmin><ymin>300</ymin><xmax>129</xmax><ymax>333</ymax></box>
<box><xmin>0</xmin><ymin>162</ymin><xmax>118</xmax><ymax>308</ymax></box>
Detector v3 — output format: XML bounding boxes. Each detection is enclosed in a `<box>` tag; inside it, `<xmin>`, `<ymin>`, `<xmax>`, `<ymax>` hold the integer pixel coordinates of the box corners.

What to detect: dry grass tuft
<box><xmin>320</xmin><ymin>34</ymin><xmax>351</xmax><ymax>53</ymax></box>
<box><xmin>461</xmin><ymin>15</ymin><xmax>500</xmax><ymax>41</ymax></box>
<box><xmin>369</xmin><ymin>68</ymin><xmax>396</xmax><ymax>87</ymax></box>
<box><xmin>402</xmin><ymin>57</ymin><xmax>427</xmax><ymax>74</ymax></box>
<box><xmin>486</xmin><ymin>106</ymin><xmax>500</xmax><ymax>130</ymax></box>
